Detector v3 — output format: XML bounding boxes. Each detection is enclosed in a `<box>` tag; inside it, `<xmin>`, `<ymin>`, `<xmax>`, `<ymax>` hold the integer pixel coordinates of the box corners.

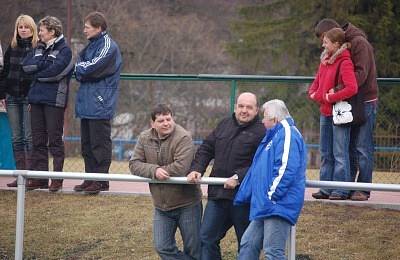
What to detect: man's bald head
<box><xmin>234</xmin><ymin>92</ymin><xmax>259</xmax><ymax>124</ymax></box>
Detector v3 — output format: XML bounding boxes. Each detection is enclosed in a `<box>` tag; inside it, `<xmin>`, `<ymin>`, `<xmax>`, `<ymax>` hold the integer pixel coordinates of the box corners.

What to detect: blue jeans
<box><xmin>200</xmin><ymin>199</ymin><xmax>250</xmax><ymax>260</ymax></box>
<box><xmin>238</xmin><ymin>216</ymin><xmax>291</xmax><ymax>260</ymax></box>
<box><xmin>6</xmin><ymin>95</ymin><xmax>32</xmax><ymax>152</ymax></box>
<box><xmin>350</xmin><ymin>101</ymin><xmax>377</xmax><ymax>196</ymax></box>
<box><xmin>319</xmin><ymin>115</ymin><xmax>334</xmax><ymax>195</ymax></box>
<box><xmin>153</xmin><ymin>202</ymin><xmax>202</xmax><ymax>260</ymax></box>
<box><xmin>332</xmin><ymin>123</ymin><xmax>352</xmax><ymax>197</ymax></box>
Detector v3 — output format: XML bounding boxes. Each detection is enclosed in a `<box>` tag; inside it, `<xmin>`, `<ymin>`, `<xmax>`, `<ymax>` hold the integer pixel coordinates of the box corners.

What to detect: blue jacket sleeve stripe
<box><xmin>267</xmin><ymin>119</ymin><xmax>291</xmax><ymax>200</ymax></box>
<box><xmin>76</xmin><ymin>34</ymin><xmax>111</xmax><ymax>69</ymax></box>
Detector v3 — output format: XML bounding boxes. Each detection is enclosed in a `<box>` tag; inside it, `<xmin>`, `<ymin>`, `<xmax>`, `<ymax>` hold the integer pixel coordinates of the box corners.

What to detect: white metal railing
<box><xmin>1</xmin><ymin>169</ymin><xmax>400</xmax><ymax>260</ymax></box>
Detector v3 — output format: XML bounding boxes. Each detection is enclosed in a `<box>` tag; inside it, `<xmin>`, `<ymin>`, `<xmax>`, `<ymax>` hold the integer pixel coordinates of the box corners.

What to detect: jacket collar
<box><xmin>320</xmin><ymin>42</ymin><xmax>350</xmax><ymax>65</ymax></box>
<box><xmin>89</xmin><ymin>31</ymin><xmax>107</xmax><ymax>42</ymax></box>
<box><xmin>262</xmin><ymin>117</ymin><xmax>295</xmax><ymax>144</ymax></box>
<box><xmin>149</xmin><ymin>125</ymin><xmax>176</xmax><ymax>141</ymax></box>
<box><xmin>16</xmin><ymin>35</ymin><xmax>33</xmax><ymax>48</ymax></box>
<box><xmin>45</xmin><ymin>34</ymin><xmax>65</xmax><ymax>50</ymax></box>
<box><xmin>232</xmin><ymin>113</ymin><xmax>261</xmax><ymax>128</ymax></box>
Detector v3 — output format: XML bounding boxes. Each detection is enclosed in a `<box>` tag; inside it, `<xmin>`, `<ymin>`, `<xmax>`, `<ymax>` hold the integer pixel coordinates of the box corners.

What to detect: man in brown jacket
<box><xmin>129</xmin><ymin>104</ymin><xmax>202</xmax><ymax>260</ymax></box>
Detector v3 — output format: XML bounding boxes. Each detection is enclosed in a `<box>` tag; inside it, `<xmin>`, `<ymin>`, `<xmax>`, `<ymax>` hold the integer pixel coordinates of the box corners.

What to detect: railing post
<box><xmin>287</xmin><ymin>225</ymin><xmax>296</xmax><ymax>260</ymax></box>
<box><xmin>15</xmin><ymin>171</ymin><xmax>27</xmax><ymax>260</ymax></box>
<box><xmin>230</xmin><ymin>80</ymin><xmax>237</xmax><ymax>113</ymax></box>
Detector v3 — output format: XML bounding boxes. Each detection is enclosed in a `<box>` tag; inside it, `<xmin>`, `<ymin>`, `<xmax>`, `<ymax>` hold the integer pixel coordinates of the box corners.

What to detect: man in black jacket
<box><xmin>188</xmin><ymin>92</ymin><xmax>265</xmax><ymax>260</ymax></box>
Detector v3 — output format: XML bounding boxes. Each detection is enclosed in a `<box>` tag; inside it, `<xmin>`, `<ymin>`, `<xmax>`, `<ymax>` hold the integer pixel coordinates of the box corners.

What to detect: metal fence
<box><xmin>60</xmin><ymin>74</ymin><xmax>400</xmax><ymax>182</ymax></box>
<box><xmin>1</xmin><ymin>169</ymin><xmax>400</xmax><ymax>260</ymax></box>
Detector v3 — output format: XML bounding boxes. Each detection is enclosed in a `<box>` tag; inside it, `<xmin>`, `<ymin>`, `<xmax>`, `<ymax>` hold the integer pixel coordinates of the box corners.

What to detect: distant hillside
<box><xmin>1</xmin><ymin>0</ymin><xmax>262</xmax><ymax>74</ymax></box>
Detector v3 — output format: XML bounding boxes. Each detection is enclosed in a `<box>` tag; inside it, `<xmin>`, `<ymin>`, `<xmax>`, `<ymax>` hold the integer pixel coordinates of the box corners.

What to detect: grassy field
<box><xmin>0</xmin><ymin>191</ymin><xmax>399</xmax><ymax>260</ymax></box>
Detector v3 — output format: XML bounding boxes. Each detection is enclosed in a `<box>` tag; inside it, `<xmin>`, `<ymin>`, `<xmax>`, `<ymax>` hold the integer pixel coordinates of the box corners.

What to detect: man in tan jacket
<box><xmin>129</xmin><ymin>104</ymin><xmax>202</xmax><ymax>260</ymax></box>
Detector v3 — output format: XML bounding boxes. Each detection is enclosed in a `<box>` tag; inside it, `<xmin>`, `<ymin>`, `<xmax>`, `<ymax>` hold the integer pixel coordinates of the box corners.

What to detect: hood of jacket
<box><xmin>343</xmin><ymin>23</ymin><xmax>368</xmax><ymax>42</ymax></box>
<box><xmin>320</xmin><ymin>42</ymin><xmax>351</xmax><ymax>65</ymax></box>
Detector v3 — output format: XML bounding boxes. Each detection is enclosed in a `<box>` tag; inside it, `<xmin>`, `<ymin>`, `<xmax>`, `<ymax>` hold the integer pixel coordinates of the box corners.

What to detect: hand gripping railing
<box><xmin>1</xmin><ymin>169</ymin><xmax>400</xmax><ymax>260</ymax></box>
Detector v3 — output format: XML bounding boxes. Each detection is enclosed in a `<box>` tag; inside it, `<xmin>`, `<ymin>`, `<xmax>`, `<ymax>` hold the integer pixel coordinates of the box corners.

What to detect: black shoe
<box><xmin>312</xmin><ymin>191</ymin><xmax>329</xmax><ymax>199</ymax></box>
<box><xmin>99</xmin><ymin>182</ymin><xmax>109</xmax><ymax>191</ymax></box>
<box><xmin>350</xmin><ymin>191</ymin><xmax>369</xmax><ymax>201</ymax></box>
<box><xmin>329</xmin><ymin>193</ymin><xmax>348</xmax><ymax>200</ymax></box>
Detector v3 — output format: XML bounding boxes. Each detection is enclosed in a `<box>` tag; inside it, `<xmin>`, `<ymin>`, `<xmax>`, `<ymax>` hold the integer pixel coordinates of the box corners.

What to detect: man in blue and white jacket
<box><xmin>74</xmin><ymin>11</ymin><xmax>122</xmax><ymax>194</ymax></box>
<box><xmin>234</xmin><ymin>99</ymin><xmax>307</xmax><ymax>260</ymax></box>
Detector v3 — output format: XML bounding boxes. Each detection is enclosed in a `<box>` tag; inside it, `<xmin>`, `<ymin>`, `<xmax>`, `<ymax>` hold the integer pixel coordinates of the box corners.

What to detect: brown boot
<box><xmin>7</xmin><ymin>179</ymin><xmax>18</xmax><ymax>187</ymax></box>
<box><xmin>26</xmin><ymin>179</ymin><xmax>49</xmax><ymax>190</ymax></box>
<box><xmin>73</xmin><ymin>180</ymin><xmax>93</xmax><ymax>192</ymax></box>
<box><xmin>49</xmin><ymin>179</ymin><xmax>63</xmax><ymax>192</ymax></box>
<box><xmin>99</xmin><ymin>181</ymin><xmax>109</xmax><ymax>191</ymax></box>
<box><xmin>84</xmin><ymin>181</ymin><xmax>101</xmax><ymax>195</ymax></box>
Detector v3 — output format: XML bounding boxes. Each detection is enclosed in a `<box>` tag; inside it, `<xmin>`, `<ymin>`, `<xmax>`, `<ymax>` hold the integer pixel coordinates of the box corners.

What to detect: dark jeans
<box><xmin>332</xmin><ymin>123</ymin><xmax>352</xmax><ymax>197</ymax></box>
<box><xmin>6</xmin><ymin>95</ymin><xmax>32</xmax><ymax>152</ymax></box>
<box><xmin>200</xmin><ymin>199</ymin><xmax>250</xmax><ymax>260</ymax></box>
<box><xmin>350</xmin><ymin>101</ymin><xmax>377</xmax><ymax>196</ymax></box>
<box><xmin>319</xmin><ymin>115</ymin><xmax>334</xmax><ymax>195</ymax></box>
<box><xmin>80</xmin><ymin>119</ymin><xmax>111</xmax><ymax>186</ymax></box>
<box><xmin>153</xmin><ymin>202</ymin><xmax>202</xmax><ymax>260</ymax></box>
<box><xmin>30</xmin><ymin>104</ymin><xmax>65</xmax><ymax>172</ymax></box>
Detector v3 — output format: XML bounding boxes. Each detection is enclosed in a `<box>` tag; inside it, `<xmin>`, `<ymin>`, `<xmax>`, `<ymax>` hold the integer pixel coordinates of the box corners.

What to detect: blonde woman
<box><xmin>0</xmin><ymin>15</ymin><xmax>38</xmax><ymax>187</ymax></box>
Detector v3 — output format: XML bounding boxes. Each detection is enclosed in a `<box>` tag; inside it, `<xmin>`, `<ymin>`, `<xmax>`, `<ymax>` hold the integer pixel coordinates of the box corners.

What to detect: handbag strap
<box><xmin>334</xmin><ymin>59</ymin><xmax>345</xmax><ymax>92</ymax></box>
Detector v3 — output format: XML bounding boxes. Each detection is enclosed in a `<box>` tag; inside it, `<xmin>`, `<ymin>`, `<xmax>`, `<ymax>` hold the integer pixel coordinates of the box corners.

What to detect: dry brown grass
<box><xmin>0</xmin><ymin>191</ymin><xmax>399</xmax><ymax>259</ymax></box>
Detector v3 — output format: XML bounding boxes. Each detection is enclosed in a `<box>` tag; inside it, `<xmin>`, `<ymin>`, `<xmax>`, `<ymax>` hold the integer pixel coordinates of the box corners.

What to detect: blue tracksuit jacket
<box><xmin>75</xmin><ymin>31</ymin><xmax>122</xmax><ymax>120</ymax></box>
<box><xmin>234</xmin><ymin>117</ymin><xmax>307</xmax><ymax>225</ymax></box>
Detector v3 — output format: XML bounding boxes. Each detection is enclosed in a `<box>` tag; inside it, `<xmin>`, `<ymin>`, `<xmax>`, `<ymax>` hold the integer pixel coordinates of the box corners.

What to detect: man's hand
<box><xmin>224</xmin><ymin>174</ymin><xmax>239</xmax><ymax>189</ymax></box>
<box><xmin>155</xmin><ymin>167</ymin><xmax>170</xmax><ymax>180</ymax></box>
<box><xmin>187</xmin><ymin>171</ymin><xmax>202</xmax><ymax>183</ymax></box>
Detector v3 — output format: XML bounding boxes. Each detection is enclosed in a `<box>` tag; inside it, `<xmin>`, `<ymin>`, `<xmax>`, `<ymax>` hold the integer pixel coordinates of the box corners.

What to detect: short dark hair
<box><xmin>315</xmin><ymin>18</ymin><xmax>340</xmax><ymax>38</ymax></box>
<box><xmin>151</xmin><ymin>104</ymin><xmax>173</xmax><ymax>121</ymax></box>
<box><xmin>85</xmin><ymin>11</ymin><xmax>107</xmax><ymax>31</ymax></box>
<box><xmin>39</xmin><ymin>16</ymin><xmax>63</xmax><ymax>37</ymax></box>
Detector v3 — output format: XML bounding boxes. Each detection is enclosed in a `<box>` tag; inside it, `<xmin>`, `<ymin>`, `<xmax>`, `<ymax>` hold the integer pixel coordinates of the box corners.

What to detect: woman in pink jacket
<box><xmin>308</xmin><ymin>28</ymin><xmax>358</xmax><ymax>200</ymax></box>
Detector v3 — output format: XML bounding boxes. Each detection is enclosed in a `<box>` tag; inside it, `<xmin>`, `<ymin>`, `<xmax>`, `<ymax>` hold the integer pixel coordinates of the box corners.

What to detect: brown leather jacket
<box><xmin>129</xmin><ymin>124</ymin><xmax>202</xmax><ymax>211</ymax></box>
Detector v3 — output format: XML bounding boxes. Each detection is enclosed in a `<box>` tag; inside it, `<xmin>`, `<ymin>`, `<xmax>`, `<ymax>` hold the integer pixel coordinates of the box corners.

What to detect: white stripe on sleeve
<box><xmin>268</xmin><ymin>119</ymin><xmax>291</xmax><ymax>200</ymax></box>
<box><xmin>76</xmin><ymin>34</ymin><xmax>111</xmax><ymax>69</ymax></box>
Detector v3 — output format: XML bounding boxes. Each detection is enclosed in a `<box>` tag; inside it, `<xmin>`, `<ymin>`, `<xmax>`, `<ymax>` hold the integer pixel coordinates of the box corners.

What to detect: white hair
<box><xmin>262</xmin><ymin>99</ymin><xmax>290</xmax><ymax>121</ymax></box>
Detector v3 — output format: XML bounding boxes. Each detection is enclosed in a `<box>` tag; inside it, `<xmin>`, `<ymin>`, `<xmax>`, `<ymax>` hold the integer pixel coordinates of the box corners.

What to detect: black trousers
<box><xmin>80</xmin><ymin>119</ymin><xmax>111</xmax><ymax>183</ymax></box>
<box><xmin>30</xmin><ymin>104</ymin><xmax>65</xmax><ymax>172</ymax></box>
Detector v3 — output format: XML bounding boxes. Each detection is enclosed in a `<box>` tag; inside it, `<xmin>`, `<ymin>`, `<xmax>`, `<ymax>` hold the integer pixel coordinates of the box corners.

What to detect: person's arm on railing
<box><xmin>129</xmin><ymin>135</ymin><xmax>159</xmax><ymax>179</ymax></box>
